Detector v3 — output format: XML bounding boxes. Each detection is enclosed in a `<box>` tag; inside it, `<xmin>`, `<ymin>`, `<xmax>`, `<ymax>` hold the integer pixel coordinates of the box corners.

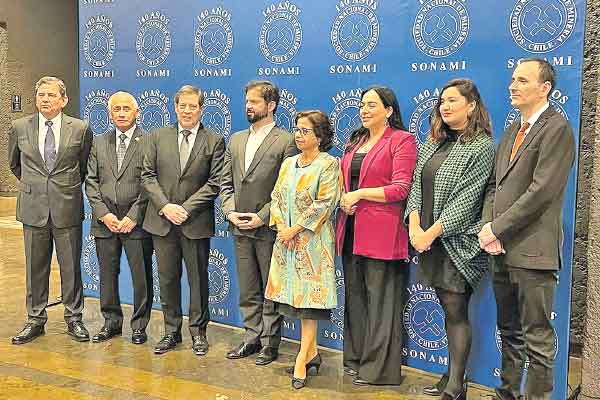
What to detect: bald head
<box><xmin>108</xmin><ymin>91</ymin><xmax>139</xmax><ymax>132</ymax></box>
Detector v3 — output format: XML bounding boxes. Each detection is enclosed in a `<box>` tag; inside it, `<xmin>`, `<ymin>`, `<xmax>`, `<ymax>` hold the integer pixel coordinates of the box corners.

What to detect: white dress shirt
<box><xmin>38</xmin><ymin>113</ymin><xmax>62</xmax><ymax>161</ymax></box>
<box><xmin>521</xmin><ymin>102</ymin><xmax>549</xmax><ymax>137</ymax></box>
<box><xmin>115</xmin><ymin>124</ymin><xmax>137</xmax><ymax>151</ymax></box>
<box><xmin>245</xmin><ymin>121</ymin><xmax>275</xmax><ymax>172</ymax></box>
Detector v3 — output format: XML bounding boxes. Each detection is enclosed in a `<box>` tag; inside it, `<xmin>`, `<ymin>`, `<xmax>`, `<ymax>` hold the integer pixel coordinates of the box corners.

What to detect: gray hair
<box><xmin>174</xmin><ymin>85</ymin><xmax>204</xmax><ymax>106</ymax></box>
<box><xmin>108</xmin><ymin>91</ymin><xmax>139</xmax><ymax>110</ymax></box>
<box><xmin>35</xmin><ymin>76</ymin><xmax>67</xmax><ymax>97</ymax></box>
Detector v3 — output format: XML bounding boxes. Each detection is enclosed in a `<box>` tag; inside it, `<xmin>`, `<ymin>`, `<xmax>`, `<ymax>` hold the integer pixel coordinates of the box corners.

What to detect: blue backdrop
<box><xmin>78</xmin><ymin>1</ymin><xmax>585</xmax><ymax>397</ymax></box>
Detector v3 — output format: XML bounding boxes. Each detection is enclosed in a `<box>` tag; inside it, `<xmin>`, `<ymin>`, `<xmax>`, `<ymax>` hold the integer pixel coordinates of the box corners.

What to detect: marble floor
<box><xmin>0</xmin><ymin>196</ymin><xmax>573</xmax><ymax>399</ymax></box>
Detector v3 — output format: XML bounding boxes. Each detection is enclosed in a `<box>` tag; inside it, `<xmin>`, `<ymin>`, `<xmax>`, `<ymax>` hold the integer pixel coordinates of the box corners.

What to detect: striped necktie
<box><xmin>44</xmin><ymin>120</ymin><xmax>57</xmax><ymax>170</ymax></box>
<box><xmin>117</xmin><ymin>133</ymin><xmax>127</xmax><ymax>170</ymax></box>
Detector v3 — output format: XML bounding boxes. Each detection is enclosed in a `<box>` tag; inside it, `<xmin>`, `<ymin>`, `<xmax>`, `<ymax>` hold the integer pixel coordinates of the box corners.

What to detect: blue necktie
<box><xmin>44</xmin><ymin>120</ymin><xmax>57</xmax><ymax>170</ymax></box>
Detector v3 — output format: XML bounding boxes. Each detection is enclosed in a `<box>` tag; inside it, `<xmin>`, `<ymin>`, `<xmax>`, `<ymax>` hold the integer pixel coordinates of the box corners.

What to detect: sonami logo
<box><xmin>137</xmin><ymin>89</ymin><xmax>171</xmax><ymax>133</ymax></box>
<box><xmin>82</xmin><ymin>15</ymin><xmax>115</xmax><ymax>78</ymax></box>
<box><xmin>208</xmin><ymin>248</ymin><xmax>231</xmax><ymax>304</ymax></box>
<box><xmin>82</xmin><ymin>235</ymin><xmax>100</xmax><ymax>284</ymax></box>
<box><xmin>195</xmin><ymin>8</ymin><xmax>234</xmax><ymax>67</ymax></box>
<box><xmin>403</xmin><ymin>283</ymin><xmax>448</xmax><ymax>350</ymax></box>
<box><xmin>259</xmin><ymin>2</ymin><xmax>303</xmax><ymax>67</ymax></box>
<box><xmin>329</xmin><ymin>88</ymin><xmax>362</xmax><ymax>152</ymax></box>
<box><xmin>409</xmin><ymin>88</ymin><xmax>441</xmax><ymax>145</ymax></box>
<box><xmin>201</xmin><ymin>89</ymin><xmax>232</xmax><ymax>141</ymax></box>
<box><xmin>136</xmin><ymin>11</ymin><xmax>172</xmax><ymax>68</ymax></box>
<box><xmin>275</xmin><ymin>88</ymin><xmax>298</xmax><ymax>132</ymax></box>
<box><xmin>83</xmin><ymin>89</ymin><xmax>113</xmax><ymax>135</ymax></box>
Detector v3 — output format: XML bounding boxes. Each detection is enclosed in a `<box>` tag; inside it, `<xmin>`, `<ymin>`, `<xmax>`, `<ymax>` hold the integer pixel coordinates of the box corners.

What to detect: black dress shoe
<box><xmin>423</xmin><ymin>374</ymin><xmax>449</xmax><ymax>396</ymax></box>
<box><xmin>440</xmin><ymin>390</ymin><xmax>467</xmax><ymax>400</ymax></box>
<box><xmin>92</xmin><ymin>326</ymin><xmax>122</xmax><ymax>342</ymax></box>
<box><xmin>67</xmin><ymin>321</ymin><xmax>90</xmax><ymax>342</ymax></box>
<box><xmin>255</xmin><ymin>346</ymin><xmax>278</xmax><ymax>365</ymax></box>
<box><xmin>353</xmin><ymin>376</ymin><xmax>372</xmax><ymax>386</ymax></box>
<box><xmin>286</xmin><ymin>353</ymin><xmax>322</xmax><ymax>375</ymax></box>
<box><xmin>154</xmin><ymin>333</ymin><xmax>182</xmax><ymax>354</ymax></box>
<box><xmin>131</xmin><ymin>329</ymin><xmax>147</xmax><ymax>345</ymax></box>
<box><xmin>192</xmin><ymin>335</ymin><xmax>209</xmax><ymax>356</ymax></box>
<box><xmin>343</xmin><ymin>365</ymin><xmax>358</xmax><ymax>376</ymax></box>
<box><xmin>12</xmin><ymin>323</ymin><xmax>44</xmax><ymax>345</ymax></box>
<box><xmin>226</xmin><ymin>342</ymin><xmax>262</xmax><ymax>359</ymax></box>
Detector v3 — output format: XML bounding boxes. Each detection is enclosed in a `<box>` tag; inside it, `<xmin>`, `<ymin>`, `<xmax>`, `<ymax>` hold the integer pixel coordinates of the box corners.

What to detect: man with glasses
<box><xmin>220</xmin><ymin>80</ymin><xmax>296</xmax><ymax>365</ymax></box>
<box><xmin>142</xmin><ymin>85</ymin><xmax>225</xmax><ymax>355</ymax></box>
<box><xmin>8</xmin><ymin>76</ymin><xmax>93</xmax><ymax>344</ymax></box>
<box><xmin>85</xmin><ymin>91</ymin><xmax>153</xmax><ymax>345</ymax></box>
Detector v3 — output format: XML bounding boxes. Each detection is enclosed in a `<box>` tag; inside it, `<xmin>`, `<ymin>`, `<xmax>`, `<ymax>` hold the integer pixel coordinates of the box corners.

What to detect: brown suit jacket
<box><xmin>483</xmin><ymin>107</ymin><xmax>575</xmax><ymax>270</ymax></box>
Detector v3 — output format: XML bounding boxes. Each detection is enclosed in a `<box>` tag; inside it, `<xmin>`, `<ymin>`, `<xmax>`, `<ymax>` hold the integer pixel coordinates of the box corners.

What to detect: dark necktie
<box><xmin>510</xmin><ymin>121</ymin><xmax>531</xmax><ymax>162</ymax></box>
<box><xmin>44</xmin><ymin>120</ymin><xmax>57</xmax><ymax>170</ymax></box>
<box><xmin>117</xmin><ymin>133</ymin><xmax>127</xmax><ymax>170</ymax></box>
<box><xmin>179</xmin><ymin>130</ymin><xmax>192</xmax><ymax>172</ymax></box>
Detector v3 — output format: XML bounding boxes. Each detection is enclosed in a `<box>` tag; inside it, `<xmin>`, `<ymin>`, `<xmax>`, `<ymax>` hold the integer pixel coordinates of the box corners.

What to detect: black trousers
<box><xmin>153</xmin><ymin>228</ymin><xmax>210</xmax><ymax>336</ymax></box>
<box><xmin>95</xmin><ymin>235</ymin><xmax>153</xmax><ymax>331</ymax></box>
<box><xmin>343</xmin><ymin>249</ymin><xmax>409</xmax><ymax>384</ymax></box>
<box><xmin>493</xmin><ymin>260</ymin><xmax>557</xmax><ymax>400</ymax></box>
<box><xmin>23</xmin><ymin>221</ymin><xmax>83</xmax><ymax>326</ymax></box>
<box><xmin>234</xmin><ymin>235</ymin><xmax>282</xmax><ymax>348</ymax></box>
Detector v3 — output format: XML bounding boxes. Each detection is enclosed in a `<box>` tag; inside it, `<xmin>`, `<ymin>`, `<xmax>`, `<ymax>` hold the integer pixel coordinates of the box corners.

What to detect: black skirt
<box><xmin>276</xmin><ymin>302</ymin><xmax>332</xmax><ymax>321</ymax></box>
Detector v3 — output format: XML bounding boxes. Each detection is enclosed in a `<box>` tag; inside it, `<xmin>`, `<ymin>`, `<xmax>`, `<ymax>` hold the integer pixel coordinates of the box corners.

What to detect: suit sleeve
<box><xmin>182</xmin><ymin>135</ymin><xmax>226</xmax><ymax>213</ymax></box>
<box><xmin>383</xmin><ymin>134</ymin><xmax>417</xmax><ymax>202</ymax></box>
<box><xmin>256</xmin><ymin>135</ymin><xmax>298</xmax><ymax>224</ymax></box>
<box><xmin>125</xmin><ymin>135</ymin><xmax>149</xmax><ymax>223</ymax></box>
<box><xmin>141</xmin><ymin>132</ymin><xmax>170</xmax><ymax>211</ymax></box>
<box><xmin>8</xmin><ymin>122</ymin><xmax>21</xmax><ymax>180</ymax></box>
<box><xmin>85</xmin><ymin>137</ymin><xmax>111</xmax><ymax>220</ymax></box>
<box><xmin>219</xmin><ymin>141</ymin><xmax>236</xmax><ymax>216</ymax></box>
<box><xmin>491</xmin><ymin>121</ymin><xmax>575</xmax><ymax>240</ymax></box>
<box><xmin>480</xmin><ymin>152</ymin><xmax>498</xmax><ymax>225</ymax></box>
<box><xmin>79</xmin><ymin>121</ymin><xmax>93</xmax><ymax>182</ymax></box>
<box><xmin>438</xmin><ymin>140</ymin><xmax>495</xmax><ymax>237</ymax></box>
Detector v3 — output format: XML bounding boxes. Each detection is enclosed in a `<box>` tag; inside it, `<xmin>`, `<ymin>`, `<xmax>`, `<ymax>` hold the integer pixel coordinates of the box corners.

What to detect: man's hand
<box><xmin>238</xmin><ymin>213</ymin><xmax>264</xmax><ymax>230</ymax></box>
<box><xmin>118</xmin><ymin>216</ymin><xmax>137</xmax><ymax>233</ymax></box>
<box><xmin>161</xmin><ymin>203</ymin><xmax>189</xmax><ymax>225</ymax></box>
<box><xmin>228</xmin><ymin>211</ymin><xmax>250</xmax><ymax>228</ymax></box>
<box><xmin>101</xmin><ymin>213</ymin><xmax>120</xmax><ymax>233</ymax></box>
<box><xmin>483</xmin><ymin>239</ymin><xmax>505</xmax><ymax>255</ymax></box>
<box><xmin>478</xmin><ymin>222</ymin><xmax>498</xmax><ymax>247</ymax></box>
<box><xmin>411</xmin><ymin>231</ymin><xmax>434</xmax><ymax>253</ymax></box>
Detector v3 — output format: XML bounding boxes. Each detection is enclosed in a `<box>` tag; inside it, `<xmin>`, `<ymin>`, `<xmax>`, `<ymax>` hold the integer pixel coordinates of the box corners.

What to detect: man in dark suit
<box><xmin>479</xmin><ymin>58</ymin><xmax>575</xmax><ymax>400</ymax></box>
<box><xmin>220</xmin><ymin>81</ymin><xmax>297</xmax><ymax>365</ymax></box>
<box><xmin>8</xmin><ymin>76</ymin><xmax>93</xmax><ymax>344</ymax></box>
<box><xmin>85</xmin><ymin>91</ymin><xmax>153</xmax><ymax>345</ymax></box>
<box><xmin>142</xmin><ymin>85</ymin><xmax>225</xmax><ymax>355</ymax></box>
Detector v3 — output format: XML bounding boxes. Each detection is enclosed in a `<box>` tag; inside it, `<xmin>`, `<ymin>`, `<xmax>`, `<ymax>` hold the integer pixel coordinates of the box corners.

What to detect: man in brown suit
<box><xmin>479</xmin><ymin>58</ymin><xmax>575</xmax><ymax>400</ymax></box>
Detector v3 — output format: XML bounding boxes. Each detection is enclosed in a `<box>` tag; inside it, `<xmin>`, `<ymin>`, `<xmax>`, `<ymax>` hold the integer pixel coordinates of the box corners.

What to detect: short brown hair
<box><xmin>245</xmin><ymin>80</ymin><xmax>280</xmax><ymax>113</ymax></box>
<box><xmin>295</xmin><ymin>110</ymin><xmax>334</xmax><ymax>152</ymax></box>
<box><xmin>520</xmin><ymin>58</ymin><xmax>556</xmax><ymax>97</ymax></box>
<box><xmin>174</xmin><ymin>85</ymin><xmax>204</xmax><ymax>106</ymax></box>
<box><xmin>35</xmin><ymin>76</ymin><xmax>67</xmax><ymax>97</ymax></box>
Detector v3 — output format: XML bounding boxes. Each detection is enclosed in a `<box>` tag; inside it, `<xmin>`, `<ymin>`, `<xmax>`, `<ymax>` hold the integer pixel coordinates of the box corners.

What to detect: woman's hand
<box><xmin>277</xmin><ymin>225</ymin><xmax>302</xmax><ymax>250</ymax></box>
<box><xmin>340</xmin><ymin>190</ymin><xmax>361</xmax><ymax>214</ymax></box>
<box><xmin>411</xmin><ymin>231</ymin><xmax>434</xmax><ymax>253</ymax></box>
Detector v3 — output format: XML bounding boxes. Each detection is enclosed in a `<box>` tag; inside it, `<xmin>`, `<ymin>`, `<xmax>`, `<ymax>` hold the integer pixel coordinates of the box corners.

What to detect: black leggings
<box><xmin>436</xmin><ymin>287</ymin><xmax>472</xmax><ymax>397</ymax></box>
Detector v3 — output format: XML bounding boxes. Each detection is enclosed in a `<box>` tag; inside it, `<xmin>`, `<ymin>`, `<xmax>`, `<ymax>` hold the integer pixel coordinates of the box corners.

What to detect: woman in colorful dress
<box><xmin>336</xmin><ymin>86</ymin><xmax>417</xmax><ymax>386</ymax></box>
<box><xmin>405</xmin><ymin>78</ymin><xmax>495</xmax><ymax>400</ymax></box>
<box><xmin>265</xmin><ymin>110</ymin><xmax>342</xmax><ymax>390</ymax></box>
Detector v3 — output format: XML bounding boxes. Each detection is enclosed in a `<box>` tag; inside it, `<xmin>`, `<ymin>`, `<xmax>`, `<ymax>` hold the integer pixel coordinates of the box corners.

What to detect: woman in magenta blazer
<box><xmin>336</xmin><ymin>86</ymin><xmax>417</xmax><ymax>386</ymax></box>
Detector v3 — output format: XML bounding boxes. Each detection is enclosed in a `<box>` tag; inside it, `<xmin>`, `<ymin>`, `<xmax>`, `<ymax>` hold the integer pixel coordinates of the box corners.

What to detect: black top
<box><xmin>420</xmin><ymin>130</ymin><xmax>458</xmax><ymax>229</ymax></box>
<box><xmin>343</xmin><ymin>152</ymin><xmax>367</xmax><ymax>254</ymax></box>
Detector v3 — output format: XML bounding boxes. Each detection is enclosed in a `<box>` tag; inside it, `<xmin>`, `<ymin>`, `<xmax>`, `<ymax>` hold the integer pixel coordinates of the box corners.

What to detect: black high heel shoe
<box><xmin>440</xmin><ymin>388</ymin><xmax>467</xmax><ymax>400</ymax></box>
<box><xmin>285</xmin><ymin>353</ymin><xmax>322</xmax><ymax>375</ymax></box>
<box><xmin>423</xmin><ymin>374</ymin><xmax>448</xmax><ymax>396</ymax></box>
<box><xmin>291</xmin><ymin>366</ymin><xmax>308</xmax><ymax>390</ymax></box>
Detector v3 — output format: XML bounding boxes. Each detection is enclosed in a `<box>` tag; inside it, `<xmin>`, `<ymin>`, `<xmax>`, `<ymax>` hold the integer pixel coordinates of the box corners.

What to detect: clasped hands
<box><xmin>275</xmin><ymin>224</ymin><xmax>303</xmax><ymax>250</ymax></box>
<box><xmin>340</xmin><ymin>191</ymin><xmax>361</xmax><ymax>215</ymax></box>
<box><xmin>477</xmin><ymin>222</ymin><xmax>505</xmax><ymax>255</ymax></box>
<box><xmin>227</xmin><ymin>212</ymin><xmax>264</xmax><ymax>230</ymax></box>
<box><xmin>410</xmin><ymin>226</ymin><xmax>435</xmax><ymax>253</ymax></box>
<box><xmin>161</xmin><ymin>203</ymin><xmax>189</xmax><ymax>226</ymax></box>
<box><xmin>101</xmin><ymin>213</ymin><xmax>137</xmax><ymax>233</ymax></box>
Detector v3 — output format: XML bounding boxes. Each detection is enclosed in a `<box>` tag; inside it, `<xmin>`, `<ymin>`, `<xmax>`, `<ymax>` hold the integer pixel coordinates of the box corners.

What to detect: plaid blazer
<box><xmin>405</xmin><ymin>133</ymin><xmax>495</xmax><ymax>288</ymax></box>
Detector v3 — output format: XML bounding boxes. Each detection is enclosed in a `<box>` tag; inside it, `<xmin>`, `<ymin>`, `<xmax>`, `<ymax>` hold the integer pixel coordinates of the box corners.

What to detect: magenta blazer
<box><xmin>335</xmin><ymin>128</ymin><xmax>417</xmax><ymax>260</ymax></box>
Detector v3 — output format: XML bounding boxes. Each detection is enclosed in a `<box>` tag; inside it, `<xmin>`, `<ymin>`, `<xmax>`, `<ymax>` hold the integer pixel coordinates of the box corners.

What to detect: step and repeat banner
<box><xmin>79</xmin><ymin>0</ymin><xmax>585</xmax><ymax>397</ymax></box>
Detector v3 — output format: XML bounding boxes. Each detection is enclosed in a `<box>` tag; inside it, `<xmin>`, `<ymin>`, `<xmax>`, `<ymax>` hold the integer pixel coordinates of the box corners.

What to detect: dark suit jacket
<box><xmin>220</xmin><ymin>126</ymin><xmax>297</xmax><ymax>240</ymax></box>
<box><xmin>85</xmin><ymin>127</ymin><xmax>149</xmax><ymax>239</ymax></box>
<box><xmin>483</xmin><ymin>107</ymin><xmax>575</xmax><ymax>270</ymax></box>
<box><xmin>141</xmin><ymin>123</ymin><xmax>225</xmax><ymax>239</ymax></box>
<box><xmin>8</xmin><ymin>113</ymin><xmax>93</xmax><ymax>228</ymax></box>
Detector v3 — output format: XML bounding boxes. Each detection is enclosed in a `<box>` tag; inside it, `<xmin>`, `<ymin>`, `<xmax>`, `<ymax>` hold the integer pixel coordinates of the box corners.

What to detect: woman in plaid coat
<box><xmin>404</xmin><ymin>79</ymin><xmax>495</xmax><ymax>400</ymax></box>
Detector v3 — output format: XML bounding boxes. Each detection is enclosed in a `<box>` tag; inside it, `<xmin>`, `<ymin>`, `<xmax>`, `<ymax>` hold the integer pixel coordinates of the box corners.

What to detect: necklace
<box><xmin>298</xmin><ymin>152</ymin><xmax>320</xmax><ymax>167</ymax></box>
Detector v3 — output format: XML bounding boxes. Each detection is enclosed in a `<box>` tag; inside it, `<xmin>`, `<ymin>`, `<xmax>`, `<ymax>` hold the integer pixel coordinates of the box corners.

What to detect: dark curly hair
<box><xmin>295</xmin><ymin>110</ymin><xmax>334</xmax><ymax>152</ymax></box>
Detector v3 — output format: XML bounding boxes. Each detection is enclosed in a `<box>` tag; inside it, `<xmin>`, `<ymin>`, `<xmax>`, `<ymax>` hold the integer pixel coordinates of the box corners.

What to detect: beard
<box><xmin>246</xmin><ymin>108</ymin><xmax>269</xmax><ymax>124</ymax></box>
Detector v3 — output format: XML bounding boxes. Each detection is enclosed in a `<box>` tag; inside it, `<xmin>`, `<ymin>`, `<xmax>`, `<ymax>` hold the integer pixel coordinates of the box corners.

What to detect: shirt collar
<box><xmin>249</xmin><ymin>121</ymin><xmax>276</xmax><ymax>136</ymax></box>
<box><xmin>116</xmin><ymin>124</ymin><xmax>136</xmax><ymax>139</ymax></box>
<box><xmin>521</xmin><ymin>102</ymin><xmax>550</xmax><ymax>127</ymax></box>
<box><xmin>178</xmin><ymin>122</ymin><xmax>201</xmax><ymax>135</ymax></box>
<box><xmin>39</xmin><ymin>112</ymin><xmax>62</xmax><ymax>127</ymax></box>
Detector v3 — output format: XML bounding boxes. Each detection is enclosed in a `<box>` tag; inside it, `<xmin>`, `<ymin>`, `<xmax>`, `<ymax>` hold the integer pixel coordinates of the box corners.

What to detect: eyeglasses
<box><xmin>177</xmin><ymin>103</ymin><xmax>199</xmax><ymax>112</ymax></box>
<box><xmin>292</xmin><ymin>127</ymin><xmax>315</xmax><ymax>136</ymax></box>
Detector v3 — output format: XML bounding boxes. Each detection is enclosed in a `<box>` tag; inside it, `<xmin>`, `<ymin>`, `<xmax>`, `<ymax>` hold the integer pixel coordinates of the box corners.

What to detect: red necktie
<box><xmin>510</xmin><ymin>122</ymin><xmax>530</xmax><ymax>162</ymax></box>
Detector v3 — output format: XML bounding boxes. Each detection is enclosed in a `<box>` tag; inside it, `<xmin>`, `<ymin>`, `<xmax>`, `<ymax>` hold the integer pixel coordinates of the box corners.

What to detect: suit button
<box><xmin>498</xmin><ymin>185</ymin><xmax>502</xmax><ymax>191</ymax></box>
